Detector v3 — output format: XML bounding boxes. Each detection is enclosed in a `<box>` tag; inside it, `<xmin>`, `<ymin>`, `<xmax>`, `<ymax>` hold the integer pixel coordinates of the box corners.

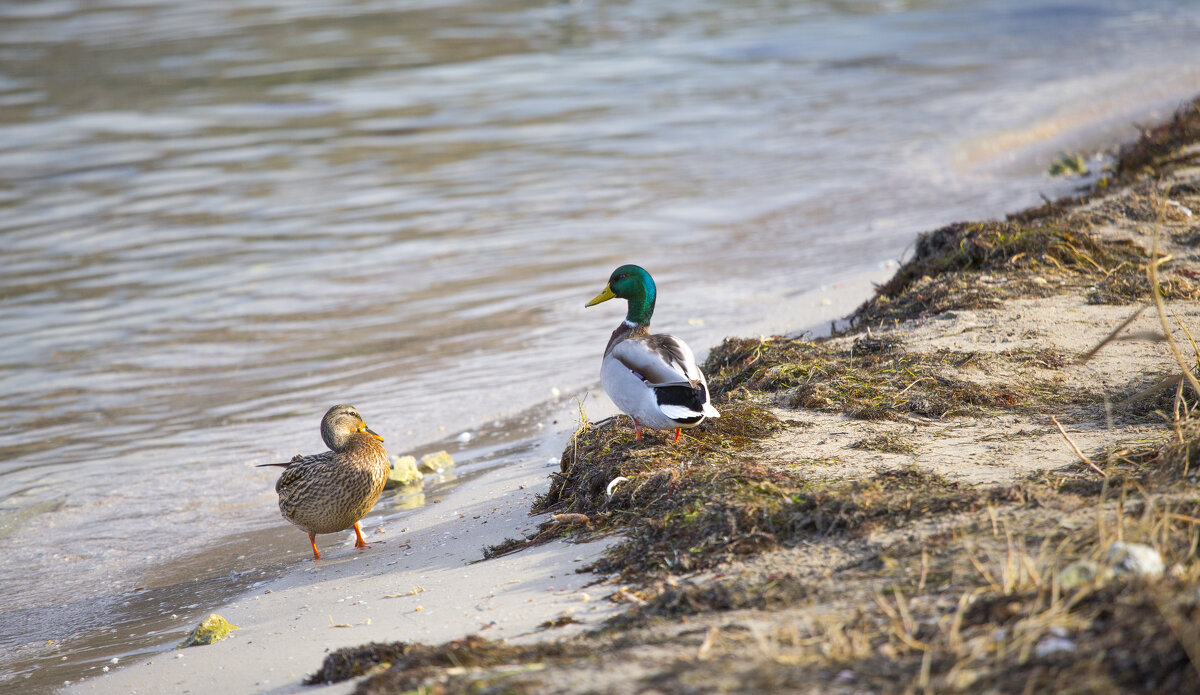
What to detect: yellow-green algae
<box><xmin>178</xmin><ymin>613</ymin><xmax>238</xmax><ymax>648</ymax></box>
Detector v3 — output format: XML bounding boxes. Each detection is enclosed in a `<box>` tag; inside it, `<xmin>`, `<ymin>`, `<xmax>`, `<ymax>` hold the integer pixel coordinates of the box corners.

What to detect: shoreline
<box><xmin>37</xmin><ymin>269</ymin><xmax>890</xmax><ymax>694</ymax></box>
<box><xmin>59</xmin><ymin>96</ymin><xmax>1200</xmax><ymax>694</ymax></box>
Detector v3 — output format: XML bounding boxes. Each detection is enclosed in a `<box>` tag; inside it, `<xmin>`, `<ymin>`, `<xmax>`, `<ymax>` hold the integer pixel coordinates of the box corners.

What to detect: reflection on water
<box><xmin>1</xmin><ymin>0</ymin><xmax>1200</xmax><ymax>691</ymax></box>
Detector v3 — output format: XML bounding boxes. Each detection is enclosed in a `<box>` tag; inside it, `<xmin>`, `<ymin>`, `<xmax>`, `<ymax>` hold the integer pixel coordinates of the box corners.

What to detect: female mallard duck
<box><xmin>586</xmin><ymin>264</ymin><xmax>719</xmax><ymax>441</ymax></box>
<box><xmin>258</xmin><ymin>404</ymin><xmax>390</xmax><ymax>560</ymax></box>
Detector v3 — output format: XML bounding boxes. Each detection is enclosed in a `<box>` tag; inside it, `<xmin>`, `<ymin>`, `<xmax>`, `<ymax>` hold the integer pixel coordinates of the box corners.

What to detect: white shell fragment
<box><xmin>605</xmin><ymin>476</ymin><xmax>631</xmax><ymax>498</ymax></box>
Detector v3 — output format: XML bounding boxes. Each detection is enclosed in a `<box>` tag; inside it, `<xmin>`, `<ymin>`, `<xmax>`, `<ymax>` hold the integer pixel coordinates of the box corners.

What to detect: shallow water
<box><xmin>2</xmin><ymin>0</ymin><xmax>1200</xmax><ymax>691</ymax></box>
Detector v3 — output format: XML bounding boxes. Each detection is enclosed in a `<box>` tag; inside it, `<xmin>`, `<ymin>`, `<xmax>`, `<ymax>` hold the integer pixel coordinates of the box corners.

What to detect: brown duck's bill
<box><xmin>361</xmin><ymin>426</ymin><xmax>384</xmax><ymax>442</ymax></box>
<box><xmin>586</xmin><ymin>284</ymin><xmax>615</xmax><ymax>307</ymax></box>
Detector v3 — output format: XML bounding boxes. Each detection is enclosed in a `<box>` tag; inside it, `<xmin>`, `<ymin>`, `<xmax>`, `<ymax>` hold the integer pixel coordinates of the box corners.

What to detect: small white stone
<box><xmin>1035</xmin><ymin>635</ymin><xmax>1076</xmax><ymax>657</ymax></box>
<box><xmin>551</xmin><ymin>387</ymin><xmax>562</xmax><ymax>399</ymax></box>
<box><xmin>456</xmin><ymin>432</ymin><xmax>472</xmax><ymax>443</ymax></box>
<box><xmin>1107</xmin><ymin>541</ymin><xmax>1164</xmax><ymax>579</ymax></box>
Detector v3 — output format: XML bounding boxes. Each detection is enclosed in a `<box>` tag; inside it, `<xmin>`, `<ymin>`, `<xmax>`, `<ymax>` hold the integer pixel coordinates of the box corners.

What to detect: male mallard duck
<box><xmin>258</xmin><ymin>404</ymin><xmax>390</xmax><ymax>560</ymax></box>
<box><xmin>586</xmin><ymin>264</ymin><xmax>719</xmax><ymax>441</ymax></box>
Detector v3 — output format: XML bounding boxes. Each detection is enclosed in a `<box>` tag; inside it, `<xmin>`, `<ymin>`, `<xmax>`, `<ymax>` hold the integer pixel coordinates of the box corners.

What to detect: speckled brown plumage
<box><xmin>259</xmin><ymin>404</ymin><xmax>390</xmax><ymax>560</ymax></box>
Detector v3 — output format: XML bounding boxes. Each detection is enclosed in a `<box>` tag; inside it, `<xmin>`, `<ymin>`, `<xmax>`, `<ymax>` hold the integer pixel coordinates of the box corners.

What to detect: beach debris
<box><xmin>456</xmin><ymin>431</ymin><xmax>472</xmax><ymax>443</ymax></box>
<box><xmin>419</xmin><ymin>450</ymin><xmax>455</xmax><ymax>473</ymax></box>
<box><xmin>551</xmin><ymin>387</ymin><xmax>562</xmax><ymax>399</ymax></box>
<box><xmin>329</xmin><ymin>615</ymin><xmax>353</xmax><ymax>628</ymax></box>
<box><xmin>384</xmin><ymin>455</ymin><xmax>422</xmax><ymax>489</ymax></box>
<box><xmin>1107</xmin><ymin>541</ymin><xmax>1164</xmax><ymax>579</ymax></box>
<box><xmin>1034</xmin><ymin>633</ymin><xmax>1076</xmax><ymax>657</ymax></box>
<box><xmin>177</xmin><ymin>614</ymin><xmax>238</xmax><ymax>648</ymax></box>
<box><xmin>611</xmin><ymin>586</ymin><xmax>647</xmax><ymax>605</ymax></box>
<box><xmin>537</xmin><ymin>616</ymin><xmax>581</xmax><ymax>630</ymax></box>
<box><xmin>550</xmin><ymin>513</ymin><xmax>590</xmax><ymax>526</ymax></box>
<box><xmin>1048</xmin><ymin>152</ymin><xmax>1089</xmax><ymax>177</ymax></box>
<box><xmin>1057</xmin><ymin>560</ymin><xmax>1100</xmax><ymax>589</ymax></box>
<box><xmin>383</xmin><ymin>586</ymin><xmax>426</xmax><ymax>599</ymax></box>
<box><xmin>605</xmin><ymin>476</ymin><xmax>631</xmax><ymax>498</ymax></box>
<box><xmin>696</xmin><ymin>625</ymin><xmax>719</xmax><ymax>660</ymax></box>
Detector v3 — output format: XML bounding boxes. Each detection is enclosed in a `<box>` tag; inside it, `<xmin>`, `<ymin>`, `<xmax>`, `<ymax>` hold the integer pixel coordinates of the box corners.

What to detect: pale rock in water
<box><xmin>385</xmin><ymin>455</ymin><xmax>423</xmax><ymax>489</ymax></box>
<box><xmin>419</xmin><ymin>450</ymin><xmax>455</xmax><ymax>473</ymax></box>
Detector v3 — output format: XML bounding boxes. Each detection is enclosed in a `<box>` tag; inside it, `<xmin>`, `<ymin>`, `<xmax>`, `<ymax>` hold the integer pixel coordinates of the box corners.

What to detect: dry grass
<box><xmin>632</xmin><ymin>481</ymin><xmax>1200</xmax><ymax>695</ymax></box>
<box><xmin>704</xmin><ymin>337</ymin><xmax>1076</xmax><ymax>421</ymax></box>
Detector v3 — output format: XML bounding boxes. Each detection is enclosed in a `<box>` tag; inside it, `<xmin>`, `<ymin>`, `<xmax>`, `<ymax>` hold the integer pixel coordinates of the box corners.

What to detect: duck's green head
<box><xmin>585</xmin><ymin>264</ymin><xmax>656</xmax><ymax>326</ymax></box>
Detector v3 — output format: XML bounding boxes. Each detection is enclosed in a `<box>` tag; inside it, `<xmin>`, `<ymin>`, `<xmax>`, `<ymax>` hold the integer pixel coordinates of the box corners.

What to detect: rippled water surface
<box><xmin>3</xmin><ymin>0</ymin><xmax>1200</xmax><ymax>691</ymax></box>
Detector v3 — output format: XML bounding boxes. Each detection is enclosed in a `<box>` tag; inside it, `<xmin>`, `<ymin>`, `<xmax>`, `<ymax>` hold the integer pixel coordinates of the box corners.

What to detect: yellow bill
<box><xmin>586</xmin><ymin>284</ymin><xmax>616</xmax><ymax>307</ymax></box>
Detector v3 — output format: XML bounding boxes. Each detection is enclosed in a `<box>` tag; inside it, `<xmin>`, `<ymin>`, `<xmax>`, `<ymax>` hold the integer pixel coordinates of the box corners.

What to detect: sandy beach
<box><xmin>56</xmin><ymin>97</ymin><xmax>1200</xmax><ymax>694</ymax></box>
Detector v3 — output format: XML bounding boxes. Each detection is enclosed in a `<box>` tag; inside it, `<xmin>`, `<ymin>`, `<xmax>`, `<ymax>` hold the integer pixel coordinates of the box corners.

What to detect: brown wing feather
<box><xmin>275</xmin><ymin>451</ymin><xmax>335</xmax><ymax>495</ymax></box>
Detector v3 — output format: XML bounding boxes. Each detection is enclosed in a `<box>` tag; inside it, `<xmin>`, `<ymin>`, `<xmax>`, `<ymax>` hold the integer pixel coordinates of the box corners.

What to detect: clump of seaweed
<box><xmin>852</xmin><ymin>221</ymin><xmax>1147</xmax><ymax>327</ymax></box>
<box><xmin>851</xmin><ymin>433</ymin><xmax>918</xmax><ymax>455</ymax></box>
<box><xmin>1089</xmin><ymin>264</ymin><xmax>1200</xmax><ymax>305</ymax></box>
<box><xmin>1113</xmin><ymin>96</ymin><xmax>1200</xmax><ymax>181</ymax></box>
<box><xmin>602</xmin><ymin>573</ymin><xmax>819</xmax><ymax>632</ymax></box>
<box><xmin>703</xmin><ymin>337</ymin><xmax>1079</xmax><ymax>420</ymax></box>
<box><xmin>1048</xmin><ymin>152</ymin><xmax>1089</xmax><ymax>177</ymax></box>
<box><xmin>491</xmin><ymin>408</ymin><xmax>996</xmax><ymax>577</ymax></box>
<box><xmin>309</xmin><ymin>635</ymin><xmax>578</xmax><ymax>693</ymax></box>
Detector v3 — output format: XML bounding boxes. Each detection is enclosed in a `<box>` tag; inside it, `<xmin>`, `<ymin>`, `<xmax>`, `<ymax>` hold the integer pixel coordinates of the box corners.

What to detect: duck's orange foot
<box><xmin>674</xmin><ymin>428</ymin><xmax>681</xmax><ymax>443</ymax></box>
<box><xmin>634</xmin><ymin>419</ymin><xmax>643</xmax><ymax>440</ymax></box>
<box><xmin>309</xmin><ymin>533</ymin><xmax>322</xmax><ymax>561</ymax></box>
<box><xmin>352</xmin><ymin>522</ymin><xmax>383</xmax><ymax>549</ymax></box>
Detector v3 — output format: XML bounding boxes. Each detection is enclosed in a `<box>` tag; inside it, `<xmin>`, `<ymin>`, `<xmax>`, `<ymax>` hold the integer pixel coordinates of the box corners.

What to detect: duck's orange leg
<box><xmin>353</xmin><ymin>521</ymin><xmax>369</xmax><ymax>549</ymax></box>
<box><xmin>309</xmin><ymin>533</ymin><xmax>322</xmax><ymax>560</ymax></box>
<box><xmin>674</xmin><ymin>428</ymin><xmax>681</xmax><ymax>443</ymax></box>
<box><xmin>634</xmin><ymin>419</ymin><xmax>643</xmax><ymax>440</ymax></box>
